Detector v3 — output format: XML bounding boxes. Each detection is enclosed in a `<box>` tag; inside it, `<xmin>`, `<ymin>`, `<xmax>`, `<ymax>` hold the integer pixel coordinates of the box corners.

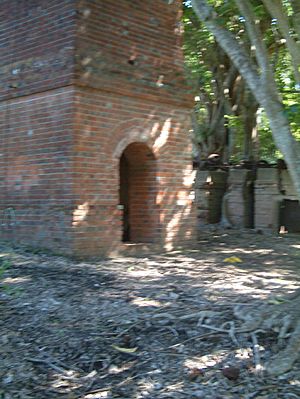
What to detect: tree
<box><xmin>191</xmin><ymin>0</ymin><xmax>300</xmax><ymax>197</ymax></box>
<box><xmin>190</xmin><ymin>0</ymin><xmax>300</xmax><ymax>376</ymax></box>
<box><xmin>183</xmin><ymin>2</ymin><xmax>259</xmax><ymax>163</ymax></box>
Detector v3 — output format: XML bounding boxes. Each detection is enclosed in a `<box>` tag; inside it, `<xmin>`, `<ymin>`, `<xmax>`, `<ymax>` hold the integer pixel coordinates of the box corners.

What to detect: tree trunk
<box><xmin>262</xmin><ymin>97</ymin><xmax>300</xmax><ymax>197</ymax></box>
<box><xmin>242</xmin><ymin>92</ymin><xmax>258</xmax><ymax>161</ymax></box>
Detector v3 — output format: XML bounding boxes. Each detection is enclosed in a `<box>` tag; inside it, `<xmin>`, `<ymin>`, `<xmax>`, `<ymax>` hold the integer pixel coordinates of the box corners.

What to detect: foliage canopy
<box><xmin>183</xmin><ymin>0</ymin><xmax>300</xmax><ymax>163</ymax></box>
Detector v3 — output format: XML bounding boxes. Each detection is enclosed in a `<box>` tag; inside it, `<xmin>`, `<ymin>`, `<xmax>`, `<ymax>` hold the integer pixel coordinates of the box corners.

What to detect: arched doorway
<box><xmin>119</xmin><ymin>142</ymin><xmax>157</xmax><ymax>243</ymax></box>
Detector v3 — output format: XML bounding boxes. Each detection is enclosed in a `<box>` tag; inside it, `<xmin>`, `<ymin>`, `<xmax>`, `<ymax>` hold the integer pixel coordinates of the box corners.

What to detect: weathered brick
<box><xmin>0</xmin><ymin>0</ymin><xmax>196</xmax><ymax>256</ymax></box>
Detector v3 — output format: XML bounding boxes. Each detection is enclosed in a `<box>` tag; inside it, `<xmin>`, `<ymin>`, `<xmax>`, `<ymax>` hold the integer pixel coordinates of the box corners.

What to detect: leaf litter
<box><xmin>0</xmin><ymin>230</ymin><xmax>300</xmax><ymax>399</ymax></box>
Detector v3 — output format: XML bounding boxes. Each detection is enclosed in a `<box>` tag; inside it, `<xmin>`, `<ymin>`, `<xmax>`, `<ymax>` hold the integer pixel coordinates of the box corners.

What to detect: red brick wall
<box><xmin>0</xmin><ymin>88</ymin><xmax>75</xmax><ymax>252</ymax></box>
<box><xmin>72</xmin><ymin>87</ymin><xmax>196</xmax><ymax>255</ymax></box>
<box><xmin>0</xmin><ymin>0</ymin><xmax>76</xmax><ymax>101</ymax></box>
<box><xmin>75</xmin><ymin>0</ymin><xmax>191</xmax><ymax>106</ymax></box>
<box><xmin>0</xmin><ymin>0</ymin><xmax>76</xmax><ymax>251</ymax></box>
<box><xmin>0</xmin><ymin>0</ymin><xmax>196</xmax><ymax>256</ymax></box>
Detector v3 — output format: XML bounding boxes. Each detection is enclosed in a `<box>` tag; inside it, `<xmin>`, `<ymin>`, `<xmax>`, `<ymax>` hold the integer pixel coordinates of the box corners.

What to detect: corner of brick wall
<box><xmin>0</xmin><ymin>0</ymin><xmax>196</xmax><ymax>257</ymax></box>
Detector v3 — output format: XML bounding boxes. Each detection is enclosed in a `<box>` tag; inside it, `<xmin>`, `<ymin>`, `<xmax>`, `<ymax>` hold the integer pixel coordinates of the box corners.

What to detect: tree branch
<box><xmin>191</xmin><ymin>0</ymin><xmax>261</xmax><ymax>102</ymax></box>
<box><xmin>235</xmin><ymin>0</ymin><xmax>270</xmax><ymax>76</ymax></box>
<box><xmin>291</xmin><ymin>0</ymin><xmax>300</xmax><ymax>40</ymax></box>
<box><xmin>191</xmin><ymin>0</ymin><xmax>300</xmax><ymax>199</ymax></box>
<box><xmin>262</xmin><ymin>0</ymin><xmax>300</xmax><ymax>84</ymax></box>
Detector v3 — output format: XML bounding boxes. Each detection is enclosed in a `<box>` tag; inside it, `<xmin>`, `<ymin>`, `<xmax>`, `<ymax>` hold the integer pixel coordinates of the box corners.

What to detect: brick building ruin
<box><xmin>0</xmin><ymin>0</ymin><xmax>196</xmax><ymax>257</ymax></box>
<box><xmin>196</xmin><ymin>166</ymin><xmax>300</xmax><ymax>233</ymax></box>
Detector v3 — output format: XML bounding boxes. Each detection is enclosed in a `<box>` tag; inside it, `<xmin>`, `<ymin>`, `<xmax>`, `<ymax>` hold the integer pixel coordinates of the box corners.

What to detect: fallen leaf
<box><xmin>223</xmin><ymin>256</ymin><xmax>242</xmax><ymax>263</ymax></box>
<box><xmin>267</xmin><ymin>297</ymin><xmax>286</xmax><ymax>305</ymax></box>
<box><xmin>111</xmin><ymin>345</ymin><xmax>138</xmax><ymax>354</ymax></box>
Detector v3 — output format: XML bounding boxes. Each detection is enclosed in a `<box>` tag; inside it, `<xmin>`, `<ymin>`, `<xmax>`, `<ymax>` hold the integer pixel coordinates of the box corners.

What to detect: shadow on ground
<box><xmin>0</xmin><ymin>230</ymin><xmax>300</xmax><ymax>398</ymax></box>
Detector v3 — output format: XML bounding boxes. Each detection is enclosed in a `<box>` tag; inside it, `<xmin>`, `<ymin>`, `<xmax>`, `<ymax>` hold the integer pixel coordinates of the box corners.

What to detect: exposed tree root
<box><xmin>234</xmin><ymin>289</ymin><xmax>300</xmax><ymax>376</ymax></box>
<box><xmin>266</xmin><ymin>319</ymin><xmax>300</xmax><ymax>376</ymax></box>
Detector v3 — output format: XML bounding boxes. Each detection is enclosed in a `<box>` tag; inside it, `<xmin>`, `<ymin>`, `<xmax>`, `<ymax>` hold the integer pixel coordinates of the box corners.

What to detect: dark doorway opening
<box><xmin>119</xmin><ymin>143</ymin><xmax>157</xmax><ymax>243</ymax></box>
<box><xmin>279</xmin><ymin>199</ymin><xmax>300</xmax><ymax>233</ymax></box>
<box><xmin>119</xmin><ymin>152</ymin><xmax>130</xmax><ymax>242</ymax></box>
<box><xmin>244</xmin><ymin>182</ymin><xmax>255</xmax><ymax>228</ymax></box>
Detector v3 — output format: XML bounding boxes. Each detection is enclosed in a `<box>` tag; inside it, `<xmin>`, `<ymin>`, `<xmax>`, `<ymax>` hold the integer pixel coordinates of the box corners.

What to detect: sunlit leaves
<box><xmin>184</xmin><ymin>0</ymin><xmax>299</xmax><ymax>161</ymax></box>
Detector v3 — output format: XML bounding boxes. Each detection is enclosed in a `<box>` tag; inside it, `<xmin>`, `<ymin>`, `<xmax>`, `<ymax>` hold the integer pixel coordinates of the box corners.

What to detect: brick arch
<box><xmin>111</xmin><ymin>118</ymin><xmax>161</xmax><ymax>160</ymax></box>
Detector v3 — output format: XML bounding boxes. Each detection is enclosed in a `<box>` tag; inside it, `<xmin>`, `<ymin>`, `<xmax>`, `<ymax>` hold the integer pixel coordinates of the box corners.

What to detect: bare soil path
<box><xmin>1</xmin><ymin>231</ymin><xmax>300</xmax><ymax>399</ymax></box>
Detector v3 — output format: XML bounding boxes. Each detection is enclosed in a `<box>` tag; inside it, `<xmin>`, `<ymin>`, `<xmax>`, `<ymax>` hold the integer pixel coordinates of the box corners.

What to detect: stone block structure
<box><xmin>255</xmin><ymin>168</ymin><xmax>299</xmax><ymax>232</ymax></box>
<box><xmin>195</xmin><ymin>169</ymin><xmax>255</xmax><ymax>229</ymax></box>
<box><xmin>0</xmin><ymin>0</ymin><xmax>196</xmax><ymax>256</ymax></box>
<box><xmin>195</xmin><ymin>171</ymin><xmax>227</xmax><ymax>226</ymax></box>
<box><xmin>255</xmin><ymin>169</ymin><xmax>280</xmax><ymax>231</ymax></box>
<box><xmin>226</xmin><ymin>169</ymin><xmax>255</xmax><ymax>228</ymax></box>
<box><xmin>196</xmin><ymin>166</ymin><xmax>299</xmax><ymax>233</ymax></box>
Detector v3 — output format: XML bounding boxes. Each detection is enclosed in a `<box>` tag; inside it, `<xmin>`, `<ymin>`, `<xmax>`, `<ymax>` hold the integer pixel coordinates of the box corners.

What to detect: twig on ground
<box><xmin>34</xmin><ymin>346</ymin><xmax>84</xmax><ymax>372</ymax></box>
<box><xmin>221</xmin><ymin>320</ymin><xmax>240</xmax><ymax>346</ymax></box>
<box><xmin>251</xmin><ymin>331</ymin><xmax>264</xmax><ymax>374</ymax></box>
<box><xmin>26</xmin><ymin>357</ymin><xmax>98</xmax><ymax>383</ymax></box>
<box><xmin>166</xmin><ymin>331</ymin><xmax>221</xmax><ymax>349</ymax></box>
<box><xmin>82</xmin><ymin>360</ymin><xmax>151</xmax><ymax>396</ymax></box>
<box><xmin>115</xmin><ymin>319</ymin><xmax>143</xmax><ymax>338</ymax></box>
<box><xmin>197</xmin><ymin>324</ymin><xmax>228</xmax><ymax>333</ymax></box>
<box><xmin>26</xmin><ymin>357</ymin><xmax>70</xmax><ymax>375</ymax></box>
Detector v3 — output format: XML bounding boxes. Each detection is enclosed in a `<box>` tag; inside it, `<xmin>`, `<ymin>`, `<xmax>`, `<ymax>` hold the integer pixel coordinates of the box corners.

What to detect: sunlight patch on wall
<box><xmin>150</xmin><ymin>121</ymin><xmax>160</xmax><ymax>138</ymax></box>
<box><xmin>153</xmin><ymin>118</ymin><xmax>171</xmax><ymax>152</ymax></box>
<box><xmin>72</xmin><ymin>202</ymin><xmax>90</xmax><ymax>226</ymax></box>
<box><xmin>165</xmin><ymin>205</ymin><xmax>192</xmax><ymax>250</ymax></box>
<box><xmin>182</xmin><ymin>167</ymin><xmax>196</xmax><ymax>187</ymax></box>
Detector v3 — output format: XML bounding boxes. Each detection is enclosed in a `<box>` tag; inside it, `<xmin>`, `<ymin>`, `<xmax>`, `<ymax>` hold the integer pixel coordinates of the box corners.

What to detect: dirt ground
<box><xmin>1</xmin><ymin>230</ymin><xmax>300</xmax><ymax>399</ymax></box>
